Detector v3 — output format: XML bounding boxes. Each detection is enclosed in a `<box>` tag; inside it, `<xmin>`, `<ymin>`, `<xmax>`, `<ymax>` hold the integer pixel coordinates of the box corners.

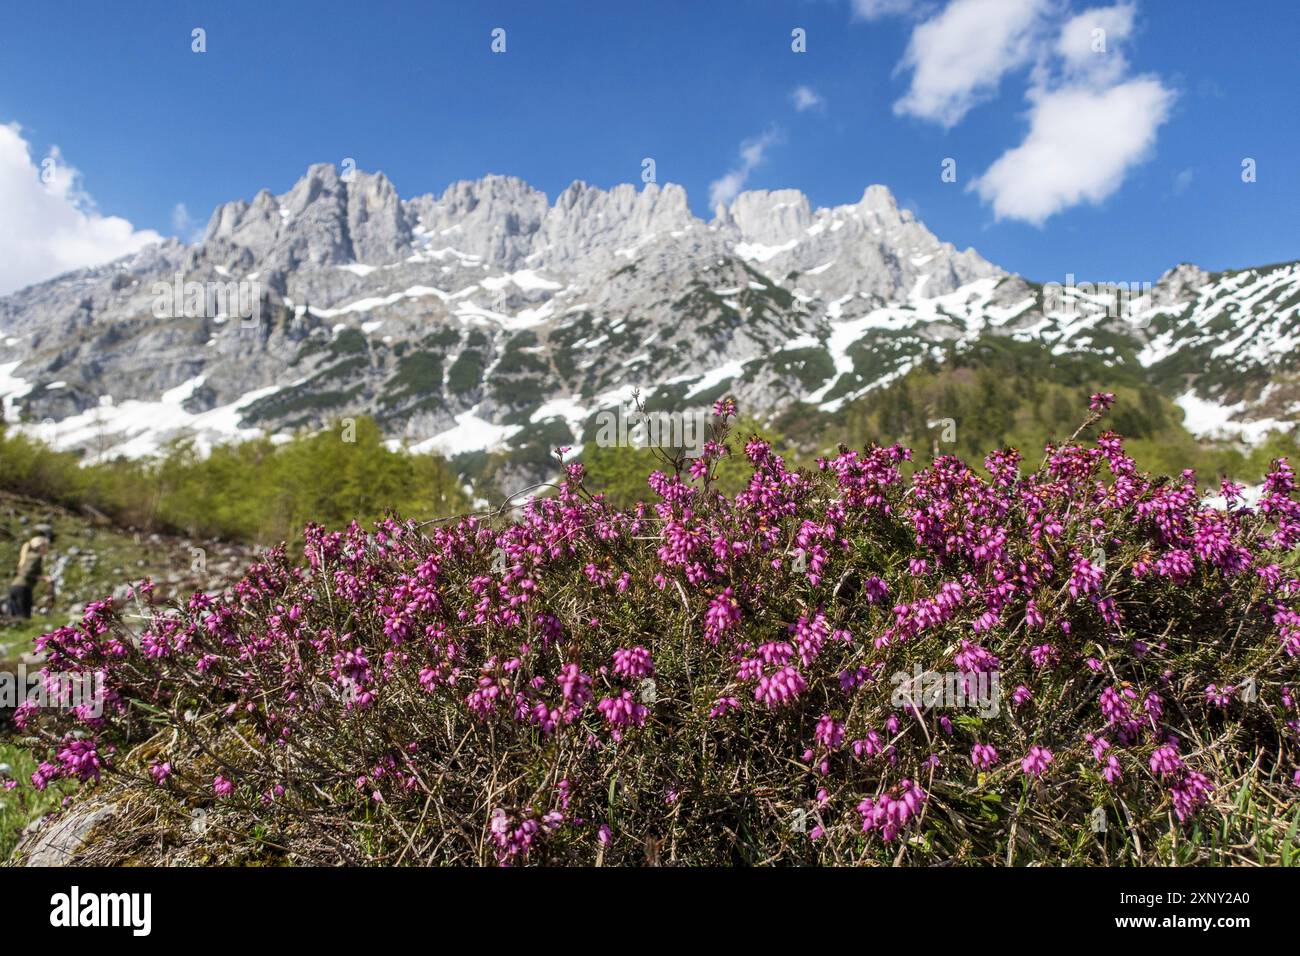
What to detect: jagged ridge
<box><xmin>0</xmin><ymin>165</ymin><xmax>1295</xmax><ymax>489</ymax></box>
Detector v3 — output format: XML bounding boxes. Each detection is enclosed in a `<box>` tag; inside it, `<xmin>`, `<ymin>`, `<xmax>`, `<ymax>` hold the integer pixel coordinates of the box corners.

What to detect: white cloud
<box><xmin>893</xmin><ymin>0</ymin><xmax>1050</xmax><ymax>127</ymax></box>
<box><xmin>1173</xmin><ymin>167</ymin><xmax>1194</xmax><ymax>194</ymax></box>
<box><xmin>969</xmin><ymin>77</ymin><xmax>1174</xmax><ymax>224</ymax></box>
<box><xmin>171</xmin><ymin>202</ymin><xmax>205</xmax><ymax>243</ymax></box>
<box><xmin>0</xmin><ymin>123</ymin><xmax>161</xmax><ymax>296</ymax></box>
<box><xmin>709</xmin><ymin>129</ymin><xmax>782</xmax><ymax>210</ymax></box>
<box><xmin>790</xmin><ymin>85</ymin><xmax>825</xmax><ymax>111</ymax></box>
<box><xmin>851</xmin><ymin>0</ymin><xmax>918</xmax><ymax>19</ymax></box>
<box><xmin>1056</xmin><ymin>3</ymin><xmax>1135</xmax><ymax>84</ymax></box>
<box><xmin>965</xmin><ymin>2</ymin><xmax>1174</xmax><ymax>224</ymax></box>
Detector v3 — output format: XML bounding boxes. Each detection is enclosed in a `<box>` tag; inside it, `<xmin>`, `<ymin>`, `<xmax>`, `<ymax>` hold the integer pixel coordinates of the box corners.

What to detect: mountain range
<box><xmin>1</xmin><ymin>163</ymin><xmax>1296</xmax><ymax>493</ymax></box>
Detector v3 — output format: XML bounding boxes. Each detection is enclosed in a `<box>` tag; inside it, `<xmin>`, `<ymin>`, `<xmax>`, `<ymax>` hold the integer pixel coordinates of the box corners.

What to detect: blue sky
<box><xmin>1</xmin><ymin>0</ymin><xmax>1296</xmax><ymax>293</ymax></box>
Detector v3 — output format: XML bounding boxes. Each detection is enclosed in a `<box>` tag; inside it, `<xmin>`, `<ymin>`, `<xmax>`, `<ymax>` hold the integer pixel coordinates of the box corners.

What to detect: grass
<box><xmin>1</xmin><ymin>618</ymin><xmax>50</xmax><ymax>664</ymax></box>
<box><xmin>2</xmin><ymin>617</ymin><xmax>69</xmax><ymax>861</ymax></box>
<box><xmin>0</xmin><ymin>739</ymin><xmax>71</xmax><ymax>861</ymax></box>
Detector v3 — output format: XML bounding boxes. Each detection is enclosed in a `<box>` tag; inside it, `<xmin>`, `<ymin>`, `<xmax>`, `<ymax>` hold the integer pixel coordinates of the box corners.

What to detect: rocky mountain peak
<box><xmin>344</xmin><ymin>171</ymin><xmax>410</xmax><ymax>264</ymax></box>
<box><xmin>1155</xmin><ymin>262</ymin><xmax>1212</xmax><ymax>301</ymax></box>
<box><xmin>728</xmin><ymin>190</ymin><xmax>812</xmax><ymax>246</ymax></box>
<box><xmin>857</xmin><ymin>183</ymin><xmax>903</xmax><ymax>220</ymax></box>
<box><xmin>4</xmin><ymin>163</ymin><xmax>1292</xmax><ymax>477</ymax></box>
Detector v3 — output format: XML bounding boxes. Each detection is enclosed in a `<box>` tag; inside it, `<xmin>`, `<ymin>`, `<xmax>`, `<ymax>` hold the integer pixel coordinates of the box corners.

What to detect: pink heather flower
<box><xmin>53</xmin><ymin>739</ymin><xmax>96</xmax><ymax>781</ymax></box>
<box><xmin>488</xmin><ymin>807</ymin><xmax>544</xmax><ymax>865</ymax></box>
<box><xmin>611</xmin><ymin>646</ymin><xmax>654</xmax><ymax>680</ymax></box>
<box><xmin>490</xmin><ymin>808</ymin><xmax>510</xmax><ymax>836</ymax></box>
<box><xmin>31</xmin><ymin>761</ymin><xmax>57</xmax><ymax>791</ymax></box>
<box><xmin>703</xmin><ymin>587</ymin><xmax>741</xmax><ymax>643</ymax></box>
<box><xmin>1204</xmin><ymin>684</ymin><xmax>1233</xmax><ymax>707</ymax></box>
<box><xmin>713</xmin><ymin>397</ymin><xmax>737</xmax><ymax>420</ymax></box>
<box><xmin>1029</xmin><ymin>643</ymin><xmax>1058</xmax><ymax>669</ymax></box>
<box><xmin>1021</xmin><ymin>746</ymin><xmax>1053</xmax><ymax>777</ymax></box>
<box><xmin>839</xmin><ymin>664</ymin><xmax>872</xmax><ymax>691</ymax></box>
<box><xmin>1154</xmin><ymin>549</ymin><xmax>1195</xmax><ymax>583</ymax></box>
<box><xmin>853</xmin><ymin>730</ymin><xmax>883</xmax><ymax>758</ymax></box>
<box><xmin>755</xmin><ymin>665</ymin><xmax>807</xmax><ymax>708</ymax></box>
<box><xmin>1068</xmin><ymin>555</ymin><xmax>1104</xmax><ymax>599</ymax></box>
<box><xmin>17</xmin><ymin>393</ymin><xmax>1294</xmax><ymax>865</ymax></box>
<box><xmin>1170</xmin><ymin>771</ymin><xmax>1213</xmax><ymax>822</ymax></box>
<box><xmin>857</xmin><ymin>779</ymin><xmax>926</xmax><ymax>841</ymax></box>
<box><xmin>1102</xmin><ymin>756</ymin><xmax>1123</xmax><ymax>784</ymax></box>
<box><xmin>814</xmin><ymin>714</ymin><xmax>845</xmax><ymax>750</ymax></box>
<box><xmin>1085</xmin><ymin>733</ymin><xmax>1111</xmax><ymax>762</ymax></box>
<box><xmin>542</xmin><ymin>810</ymin><xmax>565</xmax><ymax>830</ymax></box>
<box><xmin>954</xmin><ymin>640</ymin><xmax>1000</xmax><ymax>674</ymax></box>
<box><xmin>1100</xmin><ymin>684</ymin><xmax>1137</xmax><ymax>725</ymax></box>
<box><xmin>791</xmin><ymin>611</ymin><xmax>830</xmax><ymax>667</ymax></box>
<box><xmin>1089</xmin><ymin>392</ymin><xmax>1115</xmax><ymax>411</ymax></box>
<box><xmin>597</xmin><ymin>690</ymin><xmax>648</xmax><ymax>730</ymax></box>
<box><xmin>557</xmin><ymin>663</ymin><xmax>593</xmax><ymax>710</ymax></box>
<box><xmin>1024</xmin><ymin>600</ymin><xmax>1044</xmax><ymax>629</ymax></box>
<box><xmin>1149</xmin><ymin>743</ymin><xmax>1185</xmax><ymax>779</ymax></box>
<box><xmin>971</xmin><ymin>743</ymin><xmax>999</xmax><ymax>769</ymax></box>
<box><xmin>11</xmin><ymin>699</ymin><xmax>37</xmax><ymax>731</ymax></box>
<box><xmin>709</xmin><ymin>696</ymin><xmax>741</xmax><ymax>718</ymax></box>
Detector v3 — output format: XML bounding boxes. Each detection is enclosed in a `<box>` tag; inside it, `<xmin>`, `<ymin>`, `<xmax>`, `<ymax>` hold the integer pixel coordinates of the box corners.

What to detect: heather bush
<box><xmin>12</xmin><ymin>397</ymin><xmax>1300</xmax><ymax>865</ymax></box>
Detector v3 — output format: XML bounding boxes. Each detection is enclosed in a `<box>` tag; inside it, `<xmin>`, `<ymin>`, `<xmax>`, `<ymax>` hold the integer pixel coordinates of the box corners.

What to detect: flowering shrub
<box><xmin>13</xmin><ymin>398</ymin><xmax>1300</xmax><ymax>865</ymax></box>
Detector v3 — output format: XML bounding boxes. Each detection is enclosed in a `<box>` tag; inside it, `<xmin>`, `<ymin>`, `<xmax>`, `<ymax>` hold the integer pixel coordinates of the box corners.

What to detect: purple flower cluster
<box><xmin>15</xmin><ymin>399</ymin><xmax>1300</xmax><ymax>864</ymax></box>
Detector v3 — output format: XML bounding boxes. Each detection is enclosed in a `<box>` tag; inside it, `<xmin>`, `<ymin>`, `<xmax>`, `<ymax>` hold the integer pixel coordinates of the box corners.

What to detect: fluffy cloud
<box><xmin>967</xmin><ymin>3</ymin><xmax>1173</xmax><ymax>224</ymax></box>
<box><xmin>879</xmin><ymin>0</ymin><xmax>1172</xmax><ymax>224</ymax></box>
<box><xmin>0</xmin><ymin>123</ymin><xmax>161</xmax><ymax>296</ymax></box>
<box><xmin>893</xmin><ymin>0</ymin><xmax>1050</xmax><ymax>127</ymax></box>
<box><xmin>709</xmin><ymin>129</ymin><xmax>782</xmax><ymax>210</ymax></box>
<box><xmin>171</xmin><ymin>202</ymin><xmax>206</xmax><ymax>243</ymax></box>
<box><xmin>969</xmin><ymin>77</ymin><xmax>1173</xmax><ymax>224</ymax></box>
<box><xmin>790</xmin><ymin>85</ymin><xmax>825</xmax><ymax>111</ymax></box>
<box><xmin>1056</xmin><ymin>2</ymin><xmax>1136</xmax><ymax>84</ymax></box>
